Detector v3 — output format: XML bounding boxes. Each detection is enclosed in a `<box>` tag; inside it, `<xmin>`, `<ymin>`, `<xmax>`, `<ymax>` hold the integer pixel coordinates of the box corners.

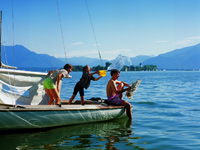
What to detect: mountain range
<box><xmin>142</xmin><ymin>43</ymin><xmax>200</xmax><ymax>69</ymax></box>
<box><xmin>1</xmin><ymin>45</ymin><xmax>64</xmax><ymax>68</ymax></box>
<box><xmin>1</xmin><ymin>43</ymin><xmax>200</xmax><ymax>70</ymax></box>
<box><xmin>58</xmin><ymin>55</ymin><xmax>153</xmax><ymax>67</ymax></box>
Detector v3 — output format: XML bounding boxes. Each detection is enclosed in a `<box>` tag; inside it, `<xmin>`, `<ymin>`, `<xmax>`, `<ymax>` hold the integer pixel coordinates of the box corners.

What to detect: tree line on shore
<box><xmin>72</xmin><ymin>62</ymin><xmax>157</xmax><ymax>71</ymax></box>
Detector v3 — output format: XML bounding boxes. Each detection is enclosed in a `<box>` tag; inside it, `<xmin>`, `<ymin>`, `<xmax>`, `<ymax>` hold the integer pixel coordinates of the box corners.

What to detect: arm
<box><xmin>112</xmin><ymin>80</ymin><xmax>131</xmax><ymax>94</ymax></box>
<box><xmin>119</xmin><ymin>86</ymin><xmax>131</xmax><ymax>93</ymax></box>
<box><xmin>88</xmin><ymin>71</ymin><xmax>98</xmax><ymax>76</ymax></box>
<box><xmin>56</xmin><ymin>73</ymin><xmax>63</xmax><ymax>92</ymax></box>
<box><xmin>116</xmin><ymin>81</ymin><xmax>130</xmax><ymax>87</ymax></box>
<box><xmin>122</xmin><ymin>81</ymin><xmax>130</xmax><ymax>87</ymax></box>
<box><xmin>90</xmin><ymin>71</ymin><xmax>102</xmax><ymax>81</ymax></box>
<box><xmin>94</xmin><ymin>76</ymin><xmax>102</xmax><ymax>81</ymax></box>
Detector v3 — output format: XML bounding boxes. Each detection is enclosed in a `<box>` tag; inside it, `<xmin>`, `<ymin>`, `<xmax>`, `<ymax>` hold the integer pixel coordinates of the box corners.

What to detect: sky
<box><xmin>1</xmin><ymin>0</ymin><xmax>200</xmax><ymax>60</ymax></box>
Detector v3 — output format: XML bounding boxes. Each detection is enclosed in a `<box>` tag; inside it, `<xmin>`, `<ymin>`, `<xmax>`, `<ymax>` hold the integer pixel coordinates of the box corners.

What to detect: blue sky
<box><xmin>1</xmin><ymin>0</ymin><xmax>200</xmax><ymax>60</ymax></box>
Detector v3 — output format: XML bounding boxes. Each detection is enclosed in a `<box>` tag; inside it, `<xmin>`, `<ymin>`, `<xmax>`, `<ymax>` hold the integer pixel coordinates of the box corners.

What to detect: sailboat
<box><xmin>0</xmin><ymin>11</ymin><xmax>128</xmax><ymax>131</ymax></box>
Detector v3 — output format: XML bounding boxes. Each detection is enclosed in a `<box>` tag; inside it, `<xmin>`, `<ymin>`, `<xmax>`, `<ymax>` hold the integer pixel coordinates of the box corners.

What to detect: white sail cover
<box><xmin>0</xmin><ymin>69</ymin><xmax>50</xmax><ymax>105</ymax></box>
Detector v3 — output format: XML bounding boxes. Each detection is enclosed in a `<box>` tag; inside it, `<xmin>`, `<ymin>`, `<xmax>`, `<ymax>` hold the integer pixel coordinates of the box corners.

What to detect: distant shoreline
<box><xmin>15</xmin><ymin>67</ymin><xmax>200</xmax><ymax>72</ymax></box>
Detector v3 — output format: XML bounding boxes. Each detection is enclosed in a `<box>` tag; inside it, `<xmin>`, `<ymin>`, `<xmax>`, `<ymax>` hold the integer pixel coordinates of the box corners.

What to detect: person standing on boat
<box><xmin>68</xmin><ymin>65</ymin><xmax>102</xmax><ymax>105</ymax></box>
<box><xmin>43</xmin><ymin>64</ymin><xmax>73</xmax><ymax>106</ymax></box>
<box><xmin>106</xmin><ymin>69</ymin><xmax>132</xmax><ymax>119</ymax></box>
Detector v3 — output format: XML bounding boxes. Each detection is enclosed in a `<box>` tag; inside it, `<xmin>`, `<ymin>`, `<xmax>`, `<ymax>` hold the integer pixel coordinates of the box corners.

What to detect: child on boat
<box><xmin>68</xmin><ymin>65</ymin><xmax>102</xmax><ymax>105</ymax></box>
<box><xmin>43</xmin><ymin>63</ymin><xmax>73</xmax><ymax>106</ymax></box>
<box><xmin>106</xmin><ymin>69</ymin><xmax>132</xmax><ymax>119</ymax></box>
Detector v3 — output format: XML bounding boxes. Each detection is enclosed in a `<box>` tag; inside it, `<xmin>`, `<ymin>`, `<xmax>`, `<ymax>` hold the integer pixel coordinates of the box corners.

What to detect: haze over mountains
<box><xmin>1</xmin><ymin>43</ymin><xmax>200</xmax><ymax>70</ymax></box>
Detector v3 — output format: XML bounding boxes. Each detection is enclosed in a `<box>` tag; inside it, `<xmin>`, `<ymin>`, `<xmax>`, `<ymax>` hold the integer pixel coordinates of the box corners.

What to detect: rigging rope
<box><xmin>12</xmin><ymin>0</ymin><xmax>16</xmax><ymax>68</ymax></box>
<box><xmin>56</xmin><ymin>0</ymin><xmax>67</xmax><ymax>62</ymax></box>
<box><xmin>85</xmin><ymin>0</ymin><xmax>104</xmax><ymax>67</ymax></box>
<box><xmin>12</xmin><ymin>0</ymin><xmax>16</xmax><ymax>105</ymax></box>
<box><xmin>84</xmin><ymin>0</ymin><xmax>109</xmax><ymax>83</ymax></box>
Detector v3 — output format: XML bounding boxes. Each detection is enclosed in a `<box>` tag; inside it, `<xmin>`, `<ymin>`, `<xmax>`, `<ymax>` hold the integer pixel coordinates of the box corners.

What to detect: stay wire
<box><xmin>85</xmin><ymin>0</ymin><xmax>109</xmax><ymax>83</ymax></box>
<box><xmin>56</xmin><ymin>0</ymin><xmax>67</xmax><ymax>62</ymax></box>
<box><xmin>85</xmin><ymin>0</ymin><xmax>104</xmax><ymax>67</ymax></box>
<box><xmin>11</xmin><ymin>0</ymin><xmax>16</xmax><ymax>105</ymax></box>
<box><xmin>12</xmin><ymin>0</ymin><xmax>15</xmax><ymax>68</ymax></box>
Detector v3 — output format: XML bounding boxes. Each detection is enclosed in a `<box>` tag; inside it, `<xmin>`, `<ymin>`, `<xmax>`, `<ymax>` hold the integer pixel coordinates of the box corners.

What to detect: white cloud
<box><xmin>69</xmin><ymin>42</ymin><xmax>84</xmax><ymax>46</ymax></box>
<box><xmin>53</xmin><ymin>48</ymin><xmax>133</xmax><ymax>60</ymax></box>
<box><xmin>154</xmin><ymin>40</ymin><xmax>168</xmax><ymax>43</ymax></box>
<box><xmin>174</xmin><ymin>40</ymin><xmax>192</xmax><ymax>45</ymax></box>
<box><xmin>103</xmin><ymin>49</ymin><xmax>131</xmax><ymax>53</ymax></box>
<box><xmin>185</xmin><ymin>36</ymin><xmax>200</xmax><ymax>40</ymax></box>
<box><xmin>174</xmin><ymin>36</ymin><xmax>200</xmax><ymax>46</ymax></box>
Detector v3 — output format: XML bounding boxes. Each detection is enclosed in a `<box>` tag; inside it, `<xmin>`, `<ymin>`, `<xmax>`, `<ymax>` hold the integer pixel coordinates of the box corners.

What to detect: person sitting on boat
<box><xmin>68</xmin><ymin>65</ymin><xmax>102</xmax><ymax>105</ymax></box>
<box><xmin>43</xmin><ymin>63</ymin><xmax>73</xmax><ymax>106</ymax></box>
<box><xmin>106</xmin><ymin>69</ymin><xmax>132</xmax><ymax>120</ymax></box>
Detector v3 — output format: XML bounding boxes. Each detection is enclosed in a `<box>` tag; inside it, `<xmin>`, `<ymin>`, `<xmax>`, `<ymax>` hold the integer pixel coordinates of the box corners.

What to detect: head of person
<box><xmin>63</xmin><ymin>64</ymin><xmax>73</xmax><ymax>73</ymax></box>
<box><xmin>83</xmin><ymin>65</ymin><xmax>90</xmax><ymax>73</ymax></box>
<box><xmin>110</xmin><ymin>69</ymin><xmax>120</xmax><ymax>80</ymax></box>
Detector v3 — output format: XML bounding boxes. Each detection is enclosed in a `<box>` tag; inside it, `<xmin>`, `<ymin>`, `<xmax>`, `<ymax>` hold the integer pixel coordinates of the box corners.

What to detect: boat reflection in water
<box><xmin>1</xmin><ymin>118</ymin><xmax>146</xmax><ymax>150</ymax></box>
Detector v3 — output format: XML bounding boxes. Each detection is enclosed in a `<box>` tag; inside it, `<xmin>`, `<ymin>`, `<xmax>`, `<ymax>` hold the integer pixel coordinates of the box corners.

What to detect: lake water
<box><xmin>1</xmin><ymin>71</ymin><xmax>200</xmax><ymax>150</ymax></box>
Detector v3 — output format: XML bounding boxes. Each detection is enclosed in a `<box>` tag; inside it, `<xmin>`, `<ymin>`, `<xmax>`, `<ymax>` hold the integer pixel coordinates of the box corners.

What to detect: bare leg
<box><xmin>45</xmin><ymin>89</ymin><xmax>54</xmax><ymax>105</ymax></box>
<box><xmin>121</xmin><ymin>100</ymin><xmax>132</xmax><ymax>120</ymax></box>
<box><xmin>49</xmin><ymin>89</ymin><xmax>60</xmax><ymax>105</ymax></box>
<box><xmin>116</xmin><ymin>83</ymin><xmax>131</xmax><ymax>119</ymax></box>
<box><xmin>68</xmin><ymin>94</ymin><xmax>76</xmax><ymax>104</ymax></box>
<box><xmin>117</xmin><ymin>83</ymin><xmax>124</xmax><ymax>99</ymax></box>
<box><xmin>81</xmin><ymin>96</ymin><xmax>85</xmax><ymax>105</ymax></box>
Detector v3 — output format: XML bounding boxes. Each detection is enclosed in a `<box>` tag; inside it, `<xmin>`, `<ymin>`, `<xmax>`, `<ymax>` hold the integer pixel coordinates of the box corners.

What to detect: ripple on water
<box><xmin>3</xmin><ymin>71</ymin><xmax>200</xmax><ymax>150</ymax></box>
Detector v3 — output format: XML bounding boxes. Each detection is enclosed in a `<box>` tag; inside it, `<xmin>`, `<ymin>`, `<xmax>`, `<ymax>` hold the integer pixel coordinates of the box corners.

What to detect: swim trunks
<box><xmin>107</xmin><ymin>94</ymin><xmax>123</xmax><ymax>105</ymax></box>
<box><xmin>73</xmin><ymin>83</ymin><xmax>84</xmax><ymax>96</ymax></box>
<box><xmin>43</xmin><ymin>78</ymin><xmax>56</xmax><ymax>89</ymax></box>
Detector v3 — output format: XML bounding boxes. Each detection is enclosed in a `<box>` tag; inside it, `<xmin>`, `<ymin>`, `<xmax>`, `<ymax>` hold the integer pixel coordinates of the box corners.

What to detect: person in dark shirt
<box><xmin>68</xmin><ymin>65</ymin><xmax>102</xmax><ymax>105</ymax></box>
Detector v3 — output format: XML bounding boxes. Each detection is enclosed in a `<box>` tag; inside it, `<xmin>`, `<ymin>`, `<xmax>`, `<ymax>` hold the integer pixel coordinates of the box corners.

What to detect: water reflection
<box><xmin>1</xmin><ymin>118</ymin><xmax>146</xmax><ymax>150</ymax></box>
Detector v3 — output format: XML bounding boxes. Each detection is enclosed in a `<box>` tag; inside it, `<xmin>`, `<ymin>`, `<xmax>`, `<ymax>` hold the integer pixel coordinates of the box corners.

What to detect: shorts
<box><xmin>73</xmin><ymin>83</ymin><xmax>84</xmax><ymax>96</ymax></box>
<box><xmin>107</xmin><ymin>94</ymin><xmax>123</xmax><ymax>105</ymax></box>
<box><xmin>43</xmin><ymin>78</ymin><xmax>56</xmax><ymax>89</ymax></box>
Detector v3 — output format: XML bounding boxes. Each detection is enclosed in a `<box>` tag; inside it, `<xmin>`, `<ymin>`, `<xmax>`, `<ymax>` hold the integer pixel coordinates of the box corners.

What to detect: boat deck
<box><xmin>0</xmin><ymin>99</ymin><xmax>125</xmax><ymax>111</ymax></box>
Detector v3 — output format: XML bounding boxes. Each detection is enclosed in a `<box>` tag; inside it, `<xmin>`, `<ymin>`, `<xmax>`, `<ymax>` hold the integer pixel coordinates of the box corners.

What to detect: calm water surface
<box><xmin>1</xmin><ymin>71</ymin><xmax>200</xmax><ymax>150</ymax></box>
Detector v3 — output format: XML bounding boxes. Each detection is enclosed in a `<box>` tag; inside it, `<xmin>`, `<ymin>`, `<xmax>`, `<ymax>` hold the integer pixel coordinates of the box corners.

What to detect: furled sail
<box><xmin>0</xmin><ymin>69</ymin><xmax>49</xmax><ymax>105</ymax></box>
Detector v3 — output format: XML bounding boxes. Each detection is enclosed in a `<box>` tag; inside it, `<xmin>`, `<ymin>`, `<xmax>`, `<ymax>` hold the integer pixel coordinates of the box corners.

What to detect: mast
<box><xmin>0</xmin><ymin>11</ymin><xmax>2</xmax><ymax>68</ymax></box>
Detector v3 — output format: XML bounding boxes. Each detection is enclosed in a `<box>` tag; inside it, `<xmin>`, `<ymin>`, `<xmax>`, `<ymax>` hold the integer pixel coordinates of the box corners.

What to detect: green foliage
<box><xmin>92</xmin><ymin>65</ymin><xmax>105</xmax><ymax>71</ymax></box>
<box><xmin>105</xmin><ymin>62</ymin><xmax>112</xmax><ymax>70</ymax></box>
<box><xmin>130</xmin><ymin>65</ymin><xmax>136</xmax><ymax>71</ymax></box>
<box><xmin>72</xmin><ymin>65</ymin><xmax>83</xmax><ymax>71</ymax></box>
<box><xmin>120</xmin><ymin>65</ymin><xmax>157</xmax><ymax>71</ymax></box>
<box><xmin>121</xmin><ymin>65</ymin><xmax>129</xmax><ymax>71</ymax></box>
<box><xmin>143</xmin><ymin>65</ymin><xmax>157</xmax><ymax>71</ymax></box>
<box><xmin>136</xmin><ymin>66</ymin><xmax>143</xmax><ymax>71</ymax></box>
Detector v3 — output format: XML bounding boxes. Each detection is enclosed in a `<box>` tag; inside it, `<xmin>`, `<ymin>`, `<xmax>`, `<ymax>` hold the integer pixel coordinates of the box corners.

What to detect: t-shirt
<box><xmin>78</xmin><ymin>71</ymin><xmax>95</xmax><ymax>89</ymax></box>
<box><xmin>49</xmin><ymin>69</ymin><xmax>69</xmax><ymax>83</ymax></box>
